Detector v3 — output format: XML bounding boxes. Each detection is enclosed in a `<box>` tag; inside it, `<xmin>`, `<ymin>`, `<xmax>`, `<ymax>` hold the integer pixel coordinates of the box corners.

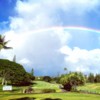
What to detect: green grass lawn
<box><xmin>0</xmin><ymin>92</ymin><xmax>100</xmax><ymax>100</ymax></box>
<box><xmin>33</xmin><ymin>81</ymin><xmax>61</xmax><ymax>92</ymax></box>
<box><xmin>0</xmin><ymin>81</ymin><xmax>61</xmax><ymax>94</ymax></box>
<box><xmin>78</xmin><ymin>83</ymin><xmax>100</xmax><ymax>94</ymax></box>
<box><xmin>0</xmin><ymin>81</ymin><xmax>100</xmax><ymax>100</ymax></box>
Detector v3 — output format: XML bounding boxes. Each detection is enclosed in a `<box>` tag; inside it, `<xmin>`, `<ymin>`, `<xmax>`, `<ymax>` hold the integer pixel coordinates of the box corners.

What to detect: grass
<box><xmin>0</xmin><ymin>81</ymin><xmax>100</xmax><ymax>100</ymax></box>
<box><xmin>33</xmin><ymin>81</ymin><xmax>61</xmax><ymax>92</ymax></box>
<box><xmin>0</xmin><ymin>92</ymin><xmax>100</xmax><ymax>100</ymax></box>
<box><xmin>78</xmin><ymin>83</ymin><xmax>100</xmax><ymax>94</ymax></box>
<box><xmin>0</xmin><ymin>81</ymin><xmax>61</xmax><ymax>94</ymax></box>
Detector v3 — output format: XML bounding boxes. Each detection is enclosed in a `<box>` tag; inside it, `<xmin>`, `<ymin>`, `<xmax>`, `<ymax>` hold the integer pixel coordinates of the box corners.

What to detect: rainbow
<box><xmin>30</xmin><ymin>26</ymin><xmax>100</xmax><ymax>34</ymax></box>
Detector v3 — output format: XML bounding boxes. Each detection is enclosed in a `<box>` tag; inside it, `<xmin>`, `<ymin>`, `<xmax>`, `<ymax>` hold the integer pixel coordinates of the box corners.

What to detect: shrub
<box><xmin>43</xmin><ymin>76</ymin><xmax>52</xmax><ymax>82</ymax></box>
<box><xmin>23</xmin><ymin>86</ymin><xmax>34</xmax><ymax>93</ymax></box>
<box><xmin>42</xmin><ymin>89</ymin><xmax>56</xmax><ymax>93</ymax></box>
<box><xmin>60</xmin><ymin>72</ymin><xmax>85</xmax><ymax>91</ymax></box>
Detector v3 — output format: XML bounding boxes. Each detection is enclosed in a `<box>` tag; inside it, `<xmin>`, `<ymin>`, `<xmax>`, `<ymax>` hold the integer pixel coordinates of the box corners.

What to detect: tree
<box><xmin>13</xmin><ymin>55</ymin><xmax>16</xmax><ymax>62</ymax></box>
<box><xmin>94</xmin><ymin>74</ymin><xmax>100</xmax><ymax>83</ymax></box>
<box><xmin>43</xmin><ymin>76</ymin><xmax>52</xmax><ymax>82</ymax></box>
<box><xmin>60</xmin><ymin>72</ymin><xmax>85</xmax><ymax>91</ymax></box>
<box><xmin>31</xmin><ymin>68</ymin><xmax>34</xmax><ymax>76</ymax></box>
<box><xmin>27</xmin><ymin>72</ymin><xmax>35</xmax><ymax>81</ymax></box>
<box><xmin>64</xmin><ymin>67</ymin><xmax>67</xmax><ymax>71</ymax></box>
<box><xmin>88</xmin><ymin>73</ymin><xmax>95</xmax><ymax>83</ymax></box>
<box><xmin>64</xmin><ymin>67</ymin><xmax>67</xmax><ymax>74</ymax></box>
<box><xmin>0</xmin><ymin>69</ymin><xmax>14</xmax><ymax>85</ymax></box>
<box><xmin>0</xmin><ymin>35</ymin><xmax>12</xmax><ymax>51</ymax></box>
<box><xmin>0</xmin><ymin>59</ymin><xmax>32</xmax><ymax>86</ymax></box>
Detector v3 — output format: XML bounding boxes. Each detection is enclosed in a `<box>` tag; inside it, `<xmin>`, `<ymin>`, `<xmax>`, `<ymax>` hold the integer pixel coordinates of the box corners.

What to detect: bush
<box><xmin>60</xmin><ymin>72</ymin><xmax>85</xmax><ymax>91</ymax></box>
<box><xmin>27</xmin><ymin>73</ymin><xmax>35</xmax><ymax>81</ymax></box>
<box><xmin>52</xmin><ymin>77</ymin><xmax>60</xmax><ymax>83</ymax></box>
<box><xmin>42</xmin><ymin>89</ymin><xmax>56</xmax><ymax>93</ymax></box>
<box><xmin>23</xmin><ymin>86</ymin><xmax>34</xmax><ymax>93</ymax></box>
<box><xmin>43</xmin><ymin>76</ymin><xmax>52</xmax><ymax>82</ymax></box>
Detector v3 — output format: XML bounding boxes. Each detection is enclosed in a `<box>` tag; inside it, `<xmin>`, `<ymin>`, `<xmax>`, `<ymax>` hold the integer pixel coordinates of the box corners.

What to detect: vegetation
<box><xmin>33</xmin><ymin>81</ymin><xmax>61</xmax><ymax>92</ymax></box>
<box><xmin>0</xmin><ymin>35</ymin><xmax>12</xmax><ymax>50</ymax></box>
<box><xmin>42</xmin><ymin>89</ymin><xmax>56</xmax><ymax>93</ymax></box>
<box><xmin>88</xmin><ymin>73</ymin><xmax>95</xmax><ymax>83</ymax></box>
<box><xmin>0</xmin><ymin>92</ymin><xmax>100</xmax><ymax>100</ymax></box>
<box><xmin>94</xmin><ymin>74</ymin><xmax>100</xmax><ymax>83</ymax></box>
<box><xmin>78</xmin><ymin>83</ymin><xmax>100</xmax><ymax>94</ymax></box>
<box><xmin>60</xmin><ymin>72</ymin><xmax>85</xmax><ymax>91</ymax></box>
<box><xmin>43</xmin><ymin>76</ymin><xmax>52</xmax><ymax>82</ymax></box>
<box><xmin>0</xmin><ymin>80</ymin><xmax>100</xmax><ymax>100</ymax></box>
<box><xmin>13</xmin><ymin>55</ymin><xmax>16</xmax><ymax>62</ymax></box>
<box><xmin>87</xmin><ymin>73</ymin><xmax>100</xmax><ymax>83</ymax></box>
<box><xmin>0</xmin><ymin>59</ymin><xmax>33</xmax><ymax>86</ymax></box>
<box><xmin>30</xmin><ymin>68</ymin><xmax>34</xmax><ymax>76</ymax></box>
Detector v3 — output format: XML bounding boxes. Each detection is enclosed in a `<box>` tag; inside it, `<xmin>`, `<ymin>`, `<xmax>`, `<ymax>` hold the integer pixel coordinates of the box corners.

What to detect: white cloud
<box><xmin>9</xmin><ymin>0</ymin><xmax>100</xmax><ymax>31</ymax></box>
<box><xmin>59</xmin><ymin>45</ymin><xmax>72</xmax><ymax>55</ymax></box>
<box><xmin>19</xmin><ymin>58</ymin><xmax>31</xmax><ymax>64</ymax></box>
<box><xmin>53</xmin><ymin>28</ymin><xmax>72</xmax><ymax>45</ymax></box>
<box><xmin>57</xmin><ymin>0</ymin><xmax>99</xmax><ymax>14</ymax></box>
<box><xmin>2</xmin><ymin>28</ymin><xmax>69</xmax><ymax>75</ymax></box>
<box><xmin>11</xmin><ymin>0</ymin><xmax>60</xmax><ymax>31</ymax></box>
<box><xmin>60</xmin><ymin>46</ymin><xmax>100</xmax><ymax>74</ymax></box>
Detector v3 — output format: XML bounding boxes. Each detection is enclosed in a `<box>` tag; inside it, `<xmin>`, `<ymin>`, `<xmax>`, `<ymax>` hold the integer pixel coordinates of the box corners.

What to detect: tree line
<box><xmin>87</xmin><ymin>73</ymin><xmax>100</xmax><ymax>83</ymax></box>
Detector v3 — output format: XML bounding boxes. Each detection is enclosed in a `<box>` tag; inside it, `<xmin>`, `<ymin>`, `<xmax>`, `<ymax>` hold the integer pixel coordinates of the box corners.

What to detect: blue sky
<box><xmin>0</xmin><ymin>0</ymin><xmax>100</xmax><ymax>76</ymax></box>
<box><xmin>0</xmin><ymin>0</ymin><xmax>16</xmax><ymax>22</ymax></box>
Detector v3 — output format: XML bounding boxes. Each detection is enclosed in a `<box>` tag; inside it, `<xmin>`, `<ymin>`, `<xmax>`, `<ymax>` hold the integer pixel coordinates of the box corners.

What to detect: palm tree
<box><xmin>13</xmin><ymin>55</ymin><xmax>16</xmax><ymax>62</ymax></box>
<box><xmin>64</xmin><ymin>67</ymin><xmax>67</xmax><ymax>71</ymax></box>
<box><xmin>0</xmin><ymin>35</ymin><xmax>12</xmax><ymax>85</ymax></box>
<box><xmin>64</xmin><ymin>67</ymin><xmax>67</xmax><ymax>74</ymax></box>
<box><xmin>0</xmin><ymin>69</ymin><xmax>14</xmax><ymax>85</ymax></box>
<box><xmin>0</xmin><ymin>35</ymin><xmax>12</xmax><ymax>51</ymax></box>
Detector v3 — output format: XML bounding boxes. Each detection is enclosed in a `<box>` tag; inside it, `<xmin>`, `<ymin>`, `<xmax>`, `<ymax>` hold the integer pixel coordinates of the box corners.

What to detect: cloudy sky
<box><xmin>0</xmin><ymin>0</ymin><xmax>100</xmax><ymax>76</ymax></box>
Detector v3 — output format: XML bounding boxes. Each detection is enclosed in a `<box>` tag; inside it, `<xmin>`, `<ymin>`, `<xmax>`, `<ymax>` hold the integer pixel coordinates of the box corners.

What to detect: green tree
<box><xmin>88</xmin><ymin>73</ymin><xmax>95</xmax><ymax>83</ymax></box>
<box><xmin>0</xmin><ymin>69</ymin><xmax>14</xmax><ymax>85</ymax></box>
<box><xmin>27</xmin><ymin>72</ymin><xmax>35</xmax><ymax>81</ymax></box>
<box><xmin>31</xmin><ymin>68</ymin><xmax>34</xmax><ymax>76</ymax></box>
<box><xmin>0</xmin><ymin>59</ymin><xmax>32</xmax><ymax>86</ymax></box>
<box><xmin>64</xmin><ymin>67</ymin><xmax>68</xmax><ymax>74</ymax></box>
<box><xmin>94</xmin><ymin>74</ymin><xmax>100</xmax><ymax>83</ymax></box>
<box><xmin>13</xmin><ymin>55</ymin><xmax>16</xmax><ymax>62</ymax></box>
<box><xmin>64</xmin><ymin>67</ymin><xmax>67</xmax><ymax>71</ymax></box>
<box><xmin>43</xmin><ymin>76</ymin><xmax>52</xmax><ymax>82</ymax></box>
<box><xmin>0</xmin><ymin>35</ymin><xmax>12</xmax><ymax>51</ymax></box>
<box><xmin>60</xmin><ymin>72</ymin><xmax>85</xmax><ymax>91</ymax></box>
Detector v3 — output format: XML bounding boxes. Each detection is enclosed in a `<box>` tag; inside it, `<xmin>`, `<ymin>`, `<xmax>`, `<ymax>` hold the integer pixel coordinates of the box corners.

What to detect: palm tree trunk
<box><xmin>2</xmin><ymin>77</ymin><xmax>5</xmax><ymax>85</ymax></box>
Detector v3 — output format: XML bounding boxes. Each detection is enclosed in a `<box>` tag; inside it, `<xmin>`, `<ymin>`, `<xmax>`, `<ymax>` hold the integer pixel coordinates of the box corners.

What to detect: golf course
<box><xmin>0</xmin><ymin>81</ymin><xmax>100</xmax><ymax>100</ymax></box>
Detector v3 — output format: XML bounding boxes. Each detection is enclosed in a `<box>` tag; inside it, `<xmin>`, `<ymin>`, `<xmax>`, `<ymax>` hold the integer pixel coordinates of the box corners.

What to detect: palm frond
<box><xmin>3</xmin><ymin>40</ymin><xmax>10</xmax><ymax>45</ymax></box>
<box><xmin>0</xmin><ymin>35</ymin><xmax>12</xmax><ymax>50</ymax></box>
<box><xmin>2</xmin><ymin>35</ymin><xmax>5</xmax><ymax>41</ymax></box>
<box><xmin>4</xmin><ymin>46</ymin><xmax>13</xmax><ymax>49</ymax></box>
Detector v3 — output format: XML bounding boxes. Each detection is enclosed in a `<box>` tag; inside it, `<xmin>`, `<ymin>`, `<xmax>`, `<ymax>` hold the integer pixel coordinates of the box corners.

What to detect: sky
<box><xmin>0</xmin><ymin>0</ymin><xmax>100</xmax><ymax>76</ymax></box>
